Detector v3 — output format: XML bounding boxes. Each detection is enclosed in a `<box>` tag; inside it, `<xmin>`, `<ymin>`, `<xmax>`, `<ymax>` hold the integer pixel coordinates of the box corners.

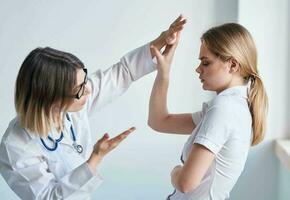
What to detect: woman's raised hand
<box><xmin>150</xmin><ymin>32</ymin><xmax>180</xmax><ymax>77</ymax></box>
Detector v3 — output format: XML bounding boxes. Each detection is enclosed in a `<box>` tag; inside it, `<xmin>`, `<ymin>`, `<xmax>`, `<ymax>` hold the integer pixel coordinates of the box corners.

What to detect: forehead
<box><xmin>76</xmin><ymin>68</ymin><xmax>86</xmax><ymax>84</ymax></box>
<box><xmin>199</xmin><ymin>42</ymin><xmax>216</xmax><ymax>59</ymax></box>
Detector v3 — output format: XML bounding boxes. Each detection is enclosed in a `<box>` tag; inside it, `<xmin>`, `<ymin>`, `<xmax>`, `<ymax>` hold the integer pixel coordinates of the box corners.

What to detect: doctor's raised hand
<box><xmin>0</xmin><ymin>14</ymin><xmax>187</xmax><ymax>200</ymax></box>
<box><xmin>151</xmin><ymin>15</ymin><xmax>186</xmax><ymax>56</ymax></box>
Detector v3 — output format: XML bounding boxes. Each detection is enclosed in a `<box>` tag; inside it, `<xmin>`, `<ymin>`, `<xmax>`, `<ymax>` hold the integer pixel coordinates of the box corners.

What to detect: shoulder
<box><xmin>208</xmin><ymin>93</ymin><xmax>248</xmax><ymax>114</ymax></box>
<box><xmin>1</xmin><ymin>117</ymin><xmax>38</xmax><ymax>152</ymax></box>
<box><xmin>203</xmin><ymin>95</ymin><xmax>247</xmax><ymax>127</ymax></box>
<box><xmin>206</xmin><ymin>95</ymin><xmax>232</xmax><ymax>116</ymax></box>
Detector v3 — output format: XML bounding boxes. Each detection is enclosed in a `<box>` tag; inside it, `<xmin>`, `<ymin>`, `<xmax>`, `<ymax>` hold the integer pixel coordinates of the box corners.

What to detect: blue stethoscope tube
<box><xmin>40</xmin><ymin>114</ymin><xmax>83</xmax><ymax>154</ymax></box>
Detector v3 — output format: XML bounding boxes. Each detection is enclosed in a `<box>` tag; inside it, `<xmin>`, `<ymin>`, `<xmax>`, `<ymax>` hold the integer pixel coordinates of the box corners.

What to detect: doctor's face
<box><xmin>195</xmin><ymin>42</ymin><xmax>232</xmax><ymax>94</ymax></box>
<box><xmin>67</xmin><ymin>68</ymin><xmax>91</xmax><ymax>112</ymax></box>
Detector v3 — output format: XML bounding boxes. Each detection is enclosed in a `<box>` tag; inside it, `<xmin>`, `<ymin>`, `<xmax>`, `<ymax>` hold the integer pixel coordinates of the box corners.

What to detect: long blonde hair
<box><xmin>201</xmin><ymin>23</ymin><xmax>268</xmax><ymax>146</ymax></box>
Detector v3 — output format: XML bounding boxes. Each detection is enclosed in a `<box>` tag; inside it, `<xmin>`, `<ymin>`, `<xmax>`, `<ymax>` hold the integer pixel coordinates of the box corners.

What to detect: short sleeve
<box><xmin>191</xmin><ymin>111</ymin><xmax>203</xmax><ymax>125</ymax></box>
<box><xmin>193</xmin><ymin>106</ymin><xmax>232</xmax><ymax>154</ymax></box>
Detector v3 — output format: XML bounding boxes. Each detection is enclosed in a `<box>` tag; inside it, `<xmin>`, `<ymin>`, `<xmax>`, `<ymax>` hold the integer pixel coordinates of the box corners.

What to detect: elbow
<box><xmin>147</xmin><ymin>119</ymin><xmax>160</xmax><ymax>132</ymax></box>
<box><xmin>178</xmin><ymin>180</ymin><xmax>200</xmax><ymax>194</ymax></box>
<box><xmin>179</xmin><ymin>185</ymin><xmax>194</xmax><ymax>194</ymax></box>
<box><xmin>148</xmin><ymin>115</ymin><xmax>170</xmax><ymax>132</ymax></box>
<box><xmin>147</xmin><ymin>116</ymin><xmax>169</xmax><ymax>132</ymax></box>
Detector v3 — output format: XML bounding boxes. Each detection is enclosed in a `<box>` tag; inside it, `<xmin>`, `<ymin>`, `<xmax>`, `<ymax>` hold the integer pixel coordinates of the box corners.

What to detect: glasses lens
<box><xmin>80</xmin><ymin>84</ymin><xmax>85</xmax><ymax>97</ymax></box>
<box><xmin>75</xmin><ymin>68</ymin><xmax>88</xmax><ymax>99</ymax></box>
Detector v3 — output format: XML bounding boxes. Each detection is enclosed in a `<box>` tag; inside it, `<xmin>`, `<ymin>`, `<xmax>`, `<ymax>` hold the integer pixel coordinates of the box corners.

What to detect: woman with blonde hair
<box><xmin>0</xmin><ymin>16</ymin><xmax>186</xmax><ymax>200</ymax></box>
<box><xmin>149</xmin><ymin>23</ymin><xmax>268</xmax><ymax>199</ymax></box>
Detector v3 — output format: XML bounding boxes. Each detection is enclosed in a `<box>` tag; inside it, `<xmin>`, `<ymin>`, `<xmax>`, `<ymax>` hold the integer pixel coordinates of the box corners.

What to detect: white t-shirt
<box><xmin>167</xmin><ymin>86</ymin><xmax>253</xmax><ymax>200</ymax></box>
<box><xmin>0</xmin><ymin>43</ymin><xmax>156</xmax><ymax>200</ymax></box>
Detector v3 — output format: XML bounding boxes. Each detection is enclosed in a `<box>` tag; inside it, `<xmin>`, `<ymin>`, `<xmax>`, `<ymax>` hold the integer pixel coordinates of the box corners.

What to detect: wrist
<box><xmin>87</xmin><ymin>154</ymin><xmax>103</xmax><ymax>169</ymax></box>
<box><xmin>151</xmin><ymin>31</ymin><xmax>167</xmax><ymax>50</ymax></box>
<box><xmin>157</xmin><ymin>71</ymin><xmax>170</xmax><ymax>81</ymax></box>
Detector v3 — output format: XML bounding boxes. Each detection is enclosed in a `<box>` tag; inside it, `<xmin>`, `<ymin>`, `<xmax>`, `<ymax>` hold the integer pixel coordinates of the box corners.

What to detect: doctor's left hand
<box><xmin>87</xmin><ymin>127</ymin><xmax>136</xmax><ymax>172</ymax></box>
<box><xmin>150</xmin><ymin>14</ymin><xmax>186</xmax><ymax>57</ymax></box>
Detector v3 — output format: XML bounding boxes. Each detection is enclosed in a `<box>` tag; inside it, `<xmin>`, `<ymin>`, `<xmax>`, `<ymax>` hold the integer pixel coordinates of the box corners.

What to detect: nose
<box><xmin>84</xmin><ymin>84</ymin><xmax>91</xmax><ymax>95</ymax></box>
<box><xmin>195</xmin><ymin>65</ymin><xmax>201</xmax><ymax>74</ymax></box>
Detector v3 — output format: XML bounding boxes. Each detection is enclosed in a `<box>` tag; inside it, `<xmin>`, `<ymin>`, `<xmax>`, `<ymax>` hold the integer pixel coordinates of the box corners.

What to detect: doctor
<box><xmin>0</xmin><ymin>16</ymin><xmax>186</xmax><ymax>199</ymax></box>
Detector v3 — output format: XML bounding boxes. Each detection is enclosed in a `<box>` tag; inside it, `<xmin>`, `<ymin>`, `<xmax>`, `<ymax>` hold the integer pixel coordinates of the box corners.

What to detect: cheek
<box><xmin>68</xmin><ymin>96</ymin><xmax>88</xmax><ymax>111</ymax></box>
<box><xmin>77</xmin><ymin>96</ymin><xmax>88</xmax><ymax>106</ymax></box>
<box><xmin>204</xmin><ymin>69</ymin><xmax>228</xmax><ymax>86</ymax></box>
<box><xmin>211</xmin><ymin>73</ymin><xmax>232</xmax><ymax>89</ymax></box>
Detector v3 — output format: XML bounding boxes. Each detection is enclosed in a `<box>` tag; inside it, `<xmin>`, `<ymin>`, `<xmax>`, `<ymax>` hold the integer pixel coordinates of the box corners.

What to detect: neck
<box><xmin>51</xmin><ymin>108</ymin><xmax>63</xmax><ymax>132</ymax></box>
<box><xmin>217</xmin><ymin>76</ymin><xmax>246</xmax><ymax>94</ymax></box>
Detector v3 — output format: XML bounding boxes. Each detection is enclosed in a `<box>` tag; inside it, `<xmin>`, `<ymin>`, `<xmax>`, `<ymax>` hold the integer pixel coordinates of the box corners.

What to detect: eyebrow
<box><xmin>199</xmin><ymin>56</ymin><xmax>209</xmax><ymax>60</ymax></box>
<box><xmin>74</xmin><ymin>73</ymin><xmax>87</xmax><ymax>89</ymax></box>
<box><xmin>75</xmin><ymin>83</ymin><xmax>83</xmax><ymax>88</ymax></box>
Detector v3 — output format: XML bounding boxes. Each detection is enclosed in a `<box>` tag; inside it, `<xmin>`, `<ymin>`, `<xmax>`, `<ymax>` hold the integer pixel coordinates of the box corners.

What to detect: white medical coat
<box><xmin>0</xmin><ymin>43</ymin><xmax>156</xmax><ymax>200</ymax></box>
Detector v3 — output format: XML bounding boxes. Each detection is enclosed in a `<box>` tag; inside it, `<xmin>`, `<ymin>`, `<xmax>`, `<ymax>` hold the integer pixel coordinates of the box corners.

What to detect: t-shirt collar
<box><xmin>217</xmin><ymin>85</ymin><xmax>248</xmax><ymax>99</ymax></box>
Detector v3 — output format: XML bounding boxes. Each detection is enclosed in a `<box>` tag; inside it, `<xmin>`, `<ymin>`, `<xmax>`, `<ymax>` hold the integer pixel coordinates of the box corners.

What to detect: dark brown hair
<box><xmin>15</xmin><ymin>47</ymin><xmax>84</xmax><ymax>136</ymax></box>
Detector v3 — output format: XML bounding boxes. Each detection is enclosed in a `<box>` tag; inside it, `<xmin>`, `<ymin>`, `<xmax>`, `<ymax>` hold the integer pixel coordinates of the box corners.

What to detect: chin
<box><xmin>70</xmin><ymin>105</ymin><xmax>85</xmax><ymax>112</ymax></box>
<box><xmin>202</xmin><ymin>84</ymin><xmax>214</xmax><ymax>92</ymax></box>
<box><xmin>202</xmin><ymin>84</ymin><xmax>208</xmax><ymax>90</ymax></box>
<box><xmin>68</xmin><ymin>100</ymin><xmax>87</xmax><ymax>112</ymax></box>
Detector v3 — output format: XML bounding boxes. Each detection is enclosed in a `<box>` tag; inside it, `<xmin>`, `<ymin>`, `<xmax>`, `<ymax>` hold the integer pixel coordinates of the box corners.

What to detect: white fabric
<box><xmin>168</xmin><ymin>86</ymin><xmax>253</xmax><ymax>200</ymax></box>
<box><xmin>0</xmin><ymin>43</ymin><xmax>156</xmax><ymax>200</ymax></box>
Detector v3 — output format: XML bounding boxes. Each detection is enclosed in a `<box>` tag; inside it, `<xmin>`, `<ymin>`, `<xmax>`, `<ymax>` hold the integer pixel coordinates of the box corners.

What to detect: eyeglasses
<box><xmin>74</xmin><ymin>68</ymin><xmax>88</xmax><ymax>99</ymax></box>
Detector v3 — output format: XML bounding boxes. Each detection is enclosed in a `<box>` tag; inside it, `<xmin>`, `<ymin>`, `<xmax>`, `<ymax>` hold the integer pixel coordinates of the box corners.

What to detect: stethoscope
<box><xmin>40</xmin><ymin>114</ymin><xmax>83</xmax><ymax>154</ymax></box>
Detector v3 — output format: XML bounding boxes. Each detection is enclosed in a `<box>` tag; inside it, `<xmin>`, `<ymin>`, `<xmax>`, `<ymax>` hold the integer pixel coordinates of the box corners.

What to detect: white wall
<box><xmin>230</xmin><ymin>0</ymin><xmax>290</xmax><ymax>200</ymax></box>
<box><xmin>0</xmin><ymin>0</ymin><xmax>288</xmax><ymax>199</ymax></box>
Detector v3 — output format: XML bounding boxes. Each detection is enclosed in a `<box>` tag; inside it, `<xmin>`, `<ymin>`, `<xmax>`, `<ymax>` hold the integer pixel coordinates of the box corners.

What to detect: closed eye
<box><xmin>201</xmin><ymin>62</ymin><xmax>210</xmax><ymax>66</ymax></box>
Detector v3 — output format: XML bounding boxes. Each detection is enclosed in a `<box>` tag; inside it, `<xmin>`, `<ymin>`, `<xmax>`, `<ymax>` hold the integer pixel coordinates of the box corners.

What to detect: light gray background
<box><xmin>0</xmin><ymin>0</ymin><xmax>289</xmax><ymax>199</ymax></box>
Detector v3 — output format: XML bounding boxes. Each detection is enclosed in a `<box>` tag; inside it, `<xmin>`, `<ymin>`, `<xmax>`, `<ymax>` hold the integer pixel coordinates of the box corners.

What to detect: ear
<box><xmin>228</xmin><ymin>58</ymin><xmax>239</xmax><ymax>73</ymax></box>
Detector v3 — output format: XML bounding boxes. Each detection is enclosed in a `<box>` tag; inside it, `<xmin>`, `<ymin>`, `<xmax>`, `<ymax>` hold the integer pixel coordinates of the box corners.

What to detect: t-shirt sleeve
<box><xmin>193</xmin><ymin>106</ymin><xmax>231</xmax><ymax>154</ymax></box>
<box><xmin>191</xmin><ymin>111</ymin><xmax>203</xmax><ymax>125</ymax></box>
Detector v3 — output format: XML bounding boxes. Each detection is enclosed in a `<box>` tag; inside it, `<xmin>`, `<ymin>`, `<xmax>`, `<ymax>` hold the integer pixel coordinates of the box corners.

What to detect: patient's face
<box><xmin>195</xmin><ymin>42</ymin><xmax>232</xmax><ymax>94</ymax></box>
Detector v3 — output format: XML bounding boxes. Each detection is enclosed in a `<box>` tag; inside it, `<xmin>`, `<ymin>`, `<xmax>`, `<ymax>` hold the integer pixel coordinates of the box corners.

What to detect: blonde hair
<box><xmin>15</xmin><ymin>47</ymin><xmax>84</xmax><ymax>137</ymax></box>
<box><xmin>201</xmin><ymin>23</ymin><xmax>268</xmax><ymax>146</ymax></box>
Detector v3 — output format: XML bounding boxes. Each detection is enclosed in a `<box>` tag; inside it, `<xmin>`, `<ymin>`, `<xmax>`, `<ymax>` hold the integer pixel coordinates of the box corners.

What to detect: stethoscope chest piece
<box><xmin>73</xmin><ymin>142</ymin><xmax>83</xmax><ymax>154</ymax></box>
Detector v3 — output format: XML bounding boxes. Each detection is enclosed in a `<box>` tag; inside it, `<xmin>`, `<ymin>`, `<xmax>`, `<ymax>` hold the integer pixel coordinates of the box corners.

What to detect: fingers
<box><xmin>150</xmin><ymin>45</ymin><xmax>163</xmax><ymax>61</ymax></box>
<box><xmin>108</xmin><ymin>127</ymin><xmax>136</xmax><ymax>147</ymax></box>
<box><xmin>172</xmin><ymin>14</ymin><xmax>186</xmax><ymax>26</ymax></box>
<box><xmin>166</xmin><ymin>15</ymin><xmax>186</xmax><ymax>45</ymax></box>
<box><xmin>172</xmin><ymin>15</ymin><xmax>183</xmax><ymax>24</ymax></box>
<box><xmin>162</xmin><ymin>44</ymin><xmax>174</xmax><ymax>55</ymax></box>
<box><xmin>163</xmin><ymin>32</ymin><xmax>180</xmax><ymax>56</ymax></box>
<box><xmin>169</xmin><ymin>15</ymin><xmax>187</xmax><ymax>34</ymax></box>
<box><xmin>172</xmin><ymin>32</ymin><xmax>181</xmax><ymax>48</ymax></box>
<box><xmin>169</xmin><ymin>20</ymin><xmax>186</xmax><ymax>33</ymax></box>
<box><xmin>99</xmin><ymin>133</ymin><xmax>109</xmax><ymax>143</ymax></box>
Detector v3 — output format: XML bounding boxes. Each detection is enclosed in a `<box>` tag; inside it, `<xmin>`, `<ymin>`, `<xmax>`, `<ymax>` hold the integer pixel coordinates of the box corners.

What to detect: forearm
<box><xmin>148</xmin><ymin>72</ymin><xmax>170</xmax><ymax>129</ymax></box>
